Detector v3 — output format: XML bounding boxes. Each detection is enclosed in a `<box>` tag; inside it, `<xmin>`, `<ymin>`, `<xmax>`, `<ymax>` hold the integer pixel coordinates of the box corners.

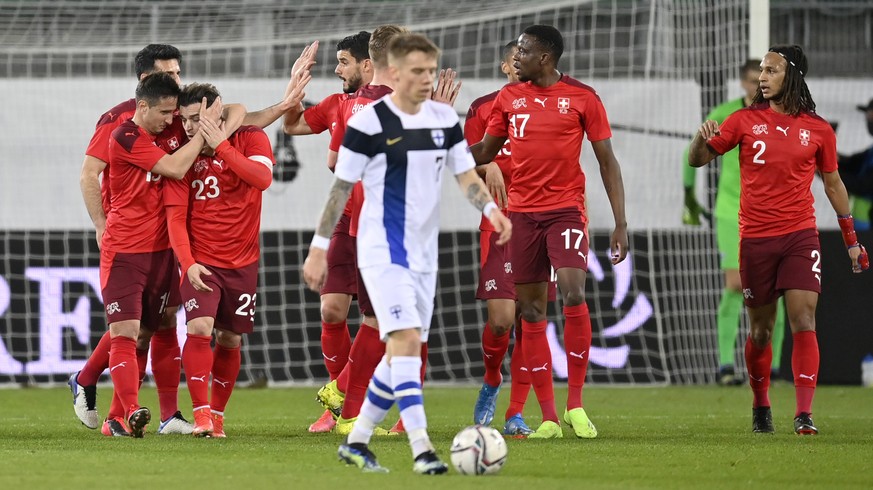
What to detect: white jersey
<box><xmin>335</xmin><ymin>96</ymin><xmax>475</xmax><ymax>272</ymax></box>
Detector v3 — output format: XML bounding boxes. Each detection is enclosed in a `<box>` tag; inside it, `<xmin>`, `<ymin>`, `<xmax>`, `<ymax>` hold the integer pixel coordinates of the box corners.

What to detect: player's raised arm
<box><xmin>240</xmin><ymin>41</ymin><xmax>318</xmax><ymax>130</ymax></box>
<box><xmin>431</xmin><ymin>68</ymin><xmax>462</xmax><ymax>107</ymax></box>
<box><xmin>591</xmin><ymin>138</ymin><xmax>629</xmax><ymax>264</ymax></box>
<box><xmin>688</xmin><ymin>120</ymin><xmax>722</xmax><ymax>167</ymax></box>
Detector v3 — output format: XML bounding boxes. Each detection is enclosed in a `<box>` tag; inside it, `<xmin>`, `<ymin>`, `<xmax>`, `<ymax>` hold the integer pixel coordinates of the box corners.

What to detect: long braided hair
<box><xmin>753</xmin><ymin>44</ymin><xmax>816</xmax><ymax>116</ymax></box>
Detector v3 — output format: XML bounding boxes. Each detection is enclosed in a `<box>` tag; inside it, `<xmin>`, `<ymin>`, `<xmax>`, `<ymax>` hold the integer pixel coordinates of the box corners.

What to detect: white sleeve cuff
<box><xmin>310</xmin><ymin>234</ymin><xmax>331</xmax><ymax>250</ymax></box>
<box><xmin>482</xmin><ymin>201</ymin><xmax>498</xmax><ymax>218</ymax></box>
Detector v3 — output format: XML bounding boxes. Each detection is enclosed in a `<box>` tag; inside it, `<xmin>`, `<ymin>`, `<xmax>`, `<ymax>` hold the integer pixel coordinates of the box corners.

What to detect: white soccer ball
<box><xmin>449</xmin><ymin>425</ymin><xmax>508</xmax><ymax>475</ymax></box>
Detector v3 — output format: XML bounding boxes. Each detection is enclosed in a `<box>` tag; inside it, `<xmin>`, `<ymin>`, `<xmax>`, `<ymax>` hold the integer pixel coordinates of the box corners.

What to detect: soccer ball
<box><xmin>449</xmin><ymin>425</ymin><xmax>508</xmax><ymax>475</ymax></box>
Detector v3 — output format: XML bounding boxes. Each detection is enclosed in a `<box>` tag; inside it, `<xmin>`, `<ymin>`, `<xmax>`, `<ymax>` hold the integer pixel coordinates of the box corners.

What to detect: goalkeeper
<box><xmin>682</xmin><ymin>59</ymin><xmax>786</xmax><ymax>385</ymax></box>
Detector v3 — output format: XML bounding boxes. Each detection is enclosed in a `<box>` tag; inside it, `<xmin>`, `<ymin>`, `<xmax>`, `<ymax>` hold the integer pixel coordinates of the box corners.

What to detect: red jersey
<box><xmin>164</xmin><ymin>126</ymin><xmax>275</xmax><ymax>269</ymax></box>
<box><xmin>330</xmin><ymin>84</ymin><xmax>394</xmax><ymax>235</ymax></box>
<box><xmin>85</xmin><ymin>98</ymin><xmax>185</xmax><ymax>214</ymax></box>
<box><xmin>466</xmin><ymin>90</ymin><xmax>512</xmax><ymax>231</ymax></box>
<box><xmin>707</xmin><ymin>103</ymin><xmax>838</xmax><ymax>238</ymax></box>
<box><xmin>303</xmin><ymin>93</ymin><xmax>345</xmax><ymax>134</ymax></box>
<box><xmin>103</xmin><ymin>119</ymin><xmax>185</xmax><ymax>253</ymax></box>
<box><xmin>486</xmin><ymin>75</ymin><xmax>612</xmax><ymax>213</ymax></box>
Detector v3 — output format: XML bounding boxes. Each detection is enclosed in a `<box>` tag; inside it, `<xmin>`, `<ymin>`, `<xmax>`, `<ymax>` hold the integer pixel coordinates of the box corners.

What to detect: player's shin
<box><xmin>564</xmin><ymin>303</ymin><xmax>592</xmax><ymax>410</ymax></box>
<box><xmin>321</xmin><ymin>320</ymin><xmax>351</xmax><ymax>380</ymax></box>
<box><xmin>109</xmin><ymin>336</ymin><xmax>141</xmax><ymax>417</ymax></box>
<box><xmin>211</xmin><ymin>343</ymin><xmax>241</xmax><ymax>414</ymax></box>
<box><xmin>792</xmin><ymin>330</ymin><xmax>819</xmax><ymax>416</ymax></box>
<box><xmin>744</xmin><ymin>336</ymin><xmax>773</xmax><ymax>408</ymax></box>
<box><xmin>182</xmin><ymin>334</ymin><xmax>213</xmax><ymax>410</ymax></box>
<box><xmin>390</xmin><ymin>356</ymin><xmax>433</xmax><ymax>458</ymax></box>
<box><xmin>78</xmin><ymin>330</ymin><xmax>112</xmax><ymax>385</ymax></box>
<box><xmin>521</xmin><ymin>319</ymin><xmax>558</xmax><ymax>422</ymax></box>
<box><xmin>482</xmin><ymin>324</ymin><xmax>510</xmax><ymax>387</ymax></box>
<box><xmin>506</xmin><ymin>322</ymin><xmax>531</xmax><ymax>420</ymax></box>
<box><xmin>150</xmin><ymin>328</ymin><xmax>182</xmax><ymax>422</ymax></box>
<box><xmin>340</xmin><ymin>326</ymin><xmax>385</xmax><ymax>419</ymax></box>
<box><xmin>348</xmin><ymin>357</ymin><xmax>394</xmax><ymax>445</ymax></box>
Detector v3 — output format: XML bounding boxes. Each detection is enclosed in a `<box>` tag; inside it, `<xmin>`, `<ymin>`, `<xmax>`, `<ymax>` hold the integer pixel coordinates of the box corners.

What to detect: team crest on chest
<box><xmin>799</xmin><ymin>128</ymin><xmax>810</xmax><ymax>146</ymax></box>
<box><xmin>167</xmin><ymin>136</ymin><xmax>180</xmax><ymax>150</ymax></box>
<box><xmin>431</xmin><ymin>129</ymin><xmax>445</xmax><ymax>148</ymax></box>
<box><xmin>194</xmin><ymin>158</ymin><xmax>209</xmax><ymax>173</ymax></box>
<box><xmin>558</xmin><ymin>97</ymin><xmax>570</xmax><ymax>114</ymax></box>
<box><xmin>512</xmin><ymin>97</ymin><xmax>527</xmax><ymax>110</ymax></box>
<box><xmin>752</xmin><ymin>124</ymin><xmax>768</xmax><ymax>135</ymax></box>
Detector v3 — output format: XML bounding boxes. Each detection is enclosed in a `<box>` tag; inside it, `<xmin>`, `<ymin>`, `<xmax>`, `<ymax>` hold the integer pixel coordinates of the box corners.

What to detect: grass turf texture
<box><xmin>1</xmin><ymin>385</ymin><xmax>870</xmax><ymax>489</ymax></box>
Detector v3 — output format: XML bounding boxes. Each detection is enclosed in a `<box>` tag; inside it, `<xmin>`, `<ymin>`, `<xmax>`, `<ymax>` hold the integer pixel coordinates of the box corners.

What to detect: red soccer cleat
<box><xmin>192</xmin><ymin>407</ymin><xmax>213</xmax><ymax>437</ymax></box>
<box><xmin>211</xmin><ymin>411</ymin><xmax>226</xmax><ymax>438</ymax></box>
<box><xmin>388</xmin><ymin>418</ymin><xmax>405</xmax><ymax>435</ymax></box>
<box><xmin>308</xmin><ymin>409</ymin><xmax>336</xmax><ymax>433</ymax></box>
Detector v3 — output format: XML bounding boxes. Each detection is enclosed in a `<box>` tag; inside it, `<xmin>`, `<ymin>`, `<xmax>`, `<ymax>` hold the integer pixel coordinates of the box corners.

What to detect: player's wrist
<box><xmin>838</xmin><ymin>214</ymin><xmax>859</xmax><ymax>248</ymax></box>
<box><xmin>482</xmin><ymin>201</ymin><xmax>498</xmax><ymax>218</ymax></box>
<box><xmin>310</xmin><ymin>234</ymin><xmax>330</xmax><ymax>251</ymax></box>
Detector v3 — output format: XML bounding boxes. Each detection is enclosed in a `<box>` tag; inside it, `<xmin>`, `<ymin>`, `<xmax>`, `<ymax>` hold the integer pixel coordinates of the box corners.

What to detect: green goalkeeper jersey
<box><xmin>683</xmin><ymin>97</ymin><xmax>746</xmax><ymax>220</ymax></box>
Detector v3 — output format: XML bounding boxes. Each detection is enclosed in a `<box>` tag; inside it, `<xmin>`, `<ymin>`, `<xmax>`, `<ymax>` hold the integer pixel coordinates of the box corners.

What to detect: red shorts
<box><xmin>509</xmin><ymin>207</ymin><xmax>589</xmax><ymax>284</ymax></box>
<box><xmin>100</xmin><ymin>248</ymin><xmax>175</xmax><ymax>330</ymax></box>
<box><xmin>322</xmin><ymin>214</ymin><xmax>357</xmax><ymax>296</ymax></box>
<box><xmin>167</xmin><ymin>260</ymin><xmax>182</xmax><ymax>308</ymax></box>
<box><xmin>740</xmin><ymin>228</ymin><xmax>822</xmax><ymax>307</ymax></box>
<box><xmin>180</xmin><ymin>261</ymin><xmax>259</xmax><ymax>335</ymax></box>
<box><xmin>477</xmin><ymin>230</ymin><xmax>557</xmax><ymax>301</ymax></box>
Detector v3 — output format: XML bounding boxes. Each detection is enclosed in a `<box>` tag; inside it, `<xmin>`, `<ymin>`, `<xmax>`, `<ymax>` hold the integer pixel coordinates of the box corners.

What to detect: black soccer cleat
<box><xmin>794</xmin><ymin>412</ymin><xmax>818</xmax><ymax>435</ymax></box>
<box><xmin>127</xmin><ymin>407</ymin><xmax>151</xmax><ymax>439</ymax></box>
<box><xmin>752</xmin><ymin>406</ymin><xmax>774</xmax><ymax>433</ymax></box>
<box><xmin>412</xmin><ymin>451</ymin><xmax>448</xmax><ymax>475</ymax></box>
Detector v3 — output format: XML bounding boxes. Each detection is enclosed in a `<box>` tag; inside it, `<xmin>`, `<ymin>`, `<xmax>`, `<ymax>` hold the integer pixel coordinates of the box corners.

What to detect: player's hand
<box><xmin>697</xmin><ymin>119</ymin><xmax>721</xmax><ymax>140</ymax></box>
<box><xmin>291</xmin><ymin>41</ymin><xmax>319</xmax><ymax>80</ymax></box>
<box><xmin>610</xmin><ymin>225</ymin><xmax>629</xmax><ymax>264</ymax></box>
<box><xmin>488</xmin><ymin>209</ymin><xmax>512</xmax><ymax>245</ymax></box>
<box><xmin>187</xmin><ymin>264</ymin><xmax>214</xmax><ymax>292</ymax></box>
<box><xmin>431</xmin><ymin>68</ymin><xmax>462</xmax><ymax>107</ymax></box>
<box><xmin>682</xmin><ymin>186</ymin><xmax>712</xmax><ymax>226</ymax></box>
<box><xmin>199</xmin><ymin>96</ymin><xmax>224</xmax><ymax>126</ymax></box>
<box><xmin>302</xmin><ymin>247</ymin><xmax>328</xmax><ymax>292</ymax></box>
<box><xmin>278</xmin><ymin>68</ymin><xmax>313</xmax><ymax>112</ymax></box>
<box><xmin>94</xmin><ymin>225</ymin><xmax>105</xmax><ymax>250</ymax></box>
<box><xmin>484</xmin><ymin>162</ymin><xmax>508</xmax><ymax>209</ymax></box>
<box><xmin>848</xmin><ymin>244</ymin><xmax>869</xmax><ymax>273</ymax></box>
<box><xmin>199</xmin><ymin>117</ymin><xmax>226</xmax><ymax>150</ymax></box>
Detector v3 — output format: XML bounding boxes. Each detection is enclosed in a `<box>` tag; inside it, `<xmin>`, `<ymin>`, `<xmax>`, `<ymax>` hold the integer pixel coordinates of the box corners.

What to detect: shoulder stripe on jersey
<box><xmin>343</xmin><ymin>126</ymin><xmax>380</xmax><ymax>157</ymax></box>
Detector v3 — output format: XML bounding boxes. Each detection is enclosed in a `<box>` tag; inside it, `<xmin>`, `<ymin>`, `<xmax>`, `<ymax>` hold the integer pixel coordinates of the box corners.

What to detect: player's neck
<box><xmin>530</xmin><ymin>68</ymin><xmax>562</xmax><ymax>88</ymax></box>
<box><xmin>769</xmin><ymin>100</ymin><xmax>788</xmax><ymax>114</ymax></box>
<box><xmin>131</xmin><ymin>113</ymin><xmax>156</xmax><ymax>136</ymax></box>
<box><xmin>371</xmin><ymin>69</ymin><xmax>393</xmax><ymax>89</ymax></box>
<box><xmin>390</xmin><ymin>93</ymin><xmax>423</xmax><ymax>115</ymax></box>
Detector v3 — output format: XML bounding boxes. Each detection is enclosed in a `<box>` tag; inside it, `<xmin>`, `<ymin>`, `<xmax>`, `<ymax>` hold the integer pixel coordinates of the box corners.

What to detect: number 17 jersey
<box><xmin>485</xmin><ymin>75</ymin><xmax>612</xmax><ymax>213</ymax></box>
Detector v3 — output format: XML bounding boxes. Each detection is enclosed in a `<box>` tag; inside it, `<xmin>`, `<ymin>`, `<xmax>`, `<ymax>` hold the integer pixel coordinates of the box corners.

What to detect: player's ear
<box><xmin>500</xmin><ymin>61</ymin><xmax>510</xmax><ymax>76</ymax></box>
<box><xmin>362</xmin><ymin>59</ymin><xmax>373</xmax><ymax>74</ymax></box>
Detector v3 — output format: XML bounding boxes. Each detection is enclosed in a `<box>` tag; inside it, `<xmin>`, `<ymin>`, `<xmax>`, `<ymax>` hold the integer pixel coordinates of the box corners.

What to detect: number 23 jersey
<box><xmin>706</xmin><ymin>103</ymin><xmax>837</xmax><ymax>239</ymax></box>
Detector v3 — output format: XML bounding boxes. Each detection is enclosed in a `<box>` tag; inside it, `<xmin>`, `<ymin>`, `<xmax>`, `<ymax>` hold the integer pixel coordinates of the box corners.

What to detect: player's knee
<box><xmin>749</xmin><ymin>326</ymin><xmax>772</xmax><ymax>347</ymax></box>
<box><xmin>488</xmin><ymin>315</ymin><xmax>514</xmax><ymax>336</ymax></box>
<box><xmin>320</xmin><ymin>301</ymin><xmax>348</xmax><ymax>324</ymax></box>
<box><xmin>186</xmin><ymin>317</ymin><xmax>214</xmax><ymax>337</ymax></box>
<box><xmin>215</xmin><ymin>329</ymin><xmax>242</xmax><ymax>348</ymax></box>
<box><xmin>561</xmin><ymin>289</ymin><xmax>586</xmax><ymax>307</ymax></box>
<box><xmin>788</xmin><ymin>312</ymin><xmax>816</xmax><ymax>333</ymax></box>
<box><xmin>517</xmin><ymin>303</ymin><xmax>545</xmax><ymax>323</ymax></box>
<box><xmin>135</xmin><ymin>328</ymin><xmax>154</xmax><ymax>350</ymax></box>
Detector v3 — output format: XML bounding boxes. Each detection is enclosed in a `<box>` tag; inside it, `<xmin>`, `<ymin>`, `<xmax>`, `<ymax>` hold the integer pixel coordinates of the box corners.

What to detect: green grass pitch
<box><xmin>1</xmin><ymin>384</ymin><xmax>871</xmax><ymax>489</ymax></box>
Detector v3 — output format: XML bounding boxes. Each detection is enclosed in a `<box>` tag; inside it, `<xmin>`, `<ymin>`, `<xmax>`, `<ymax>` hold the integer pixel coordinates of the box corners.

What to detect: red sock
<box><xmin>78</xmin><ymin>330</ymin><xmax>111</xmax><ymax>385</ymax></box>
<box><xmin>150</xmin><ymin>328</ymin><xmax>181</xmax><ymax>421</ymax></box>
<box><xmin>482</xmin><ymin>324</ymin><xmax>510</xmax><ymax>387</ymax></box>
<box><xmin>792</xmin><ymin>330</ymin><xmax>819</xmax><ymax>416</ymax></box>
<box><xmin>522</xmin><ymin>319</ymin><xmax>557</xmax><ymax>423</ymax></box>
<box><xmin>321</xmin><ymin>320</ymin><xmax>351</xmax><ymax>380</ymax></box>
<box><xmin>335</xmin><ymin>362</ymin><xmax>350</xmax><ymax>394</ymax></box>
<box><xmin>506</xmin><ymin>322</ymin><xmax>531</xmax><ymax>420</ymax></box>
<box><xmin>564</xmin><ymin>303</ymin><xmax>592</xmax><ymax>410</ymax></box>
<box><xmin>136</xmin><ymin>348</ymin><xmax>148</xmax><ymax>385</ymax></box>
<box><xmin>340</xmin><ymin>325</ymin><xmax>385</xmax><ymax>419</ymax></box>
<box><xmin>420</xmin><ymin>342</ymin><xmax>428</xmax><ymax>384</ymax></box>
<box><xmin>182</xmin><ymin>334</ymin><xmax>213</xmax><ymax>410</ymax></box>
<box><xmin>744</xmin><ymin>336</ymin><xmax>772</xmax><ymax>408</ymax></box>
<box><xmin>211</xmin><ymin>344</ymin><xmax>241</xmax><ymax>413</ymax></box>
<box><xmin>108</xmin><ymin>336</ymin><xmax>140</xmax><ymax>418</ymax></box>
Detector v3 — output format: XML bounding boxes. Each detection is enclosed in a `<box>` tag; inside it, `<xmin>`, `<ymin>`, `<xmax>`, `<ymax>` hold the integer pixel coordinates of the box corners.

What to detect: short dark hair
<box><xmin>522</xmin><ymin>25</ymin><xmax>564</xmax><ymax>63</ymax></box>
<box><xmin>135</xmin><ymin>72</ymin><xmax>181</xmax><ymax>107</ymax></box>
<box><xmin>337</xmin><ymin>31</ymin><xmax>371</xmax><ymax>62</ymax></box>
<box><xmin>501</xmin><ymin>40</ymin><xmax>518</xmax><ymax>62</ymax></box>
<box><xmin>134</xmin><ymin>44</ymin><xmax>182</xmax><ymax>79</ymax></box>
<box><xmin>740</xmin><ymin>58</ymin><xmax>761</xmax><ymax>77</ymax></box>
<box><xmin>178</xmin><ymin>82</ymin><xmax>220</xmax><ymax>109</ymax></box>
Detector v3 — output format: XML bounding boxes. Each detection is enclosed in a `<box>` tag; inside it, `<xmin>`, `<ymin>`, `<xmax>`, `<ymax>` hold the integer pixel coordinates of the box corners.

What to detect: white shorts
<box><xmin>359</xmin><ymin>264</ymin><xmax>436</xmax><ymax>342</ymax></box>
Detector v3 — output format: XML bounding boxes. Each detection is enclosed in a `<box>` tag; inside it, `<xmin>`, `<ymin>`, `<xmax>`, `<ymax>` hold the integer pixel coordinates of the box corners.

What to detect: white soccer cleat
<box><xmin>157</xmin><ymin>411</ymin><xmax>194</xmax><ymax>435</ymax></box>
<box><xmin>68</xmin><ymin>372</ymin><xmax>99</xmax><ymax>429</ymax></box>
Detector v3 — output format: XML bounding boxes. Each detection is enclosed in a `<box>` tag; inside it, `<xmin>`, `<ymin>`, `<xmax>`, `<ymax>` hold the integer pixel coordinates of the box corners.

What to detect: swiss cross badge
<box><xmin>799</xmin><ymin>128</ymin><xmax>810</xmax><ymax>146</ymax></box>
<box><xmin>558</xmin><ymin>97</ymin><xmax>570</xmax><ymax>114</ymax></box>
<box><xmin>168</xmin><ymin>137</ymin><xmax>180</xmax><ymax>150</ymax></box>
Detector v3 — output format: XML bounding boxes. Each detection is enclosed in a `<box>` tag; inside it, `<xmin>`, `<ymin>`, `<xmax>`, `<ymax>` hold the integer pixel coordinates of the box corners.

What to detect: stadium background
<box><xmin>0</xmin><ymin>0</ymin><xmax>871</xmax><ymax>387</ymax></box>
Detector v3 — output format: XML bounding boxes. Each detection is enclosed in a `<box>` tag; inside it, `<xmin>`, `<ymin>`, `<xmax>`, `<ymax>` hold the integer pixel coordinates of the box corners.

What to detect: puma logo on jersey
<box><xmin>799</xmin><ymin>373</ymin><xmax>816</xmax><ymax>381</ymax></box>
<box><xmin>110</xmin><ymin>362</ymin><xmax>127</xmax><ymax>372</ymax></box>
<box><xmin>776</xmin><ymin>126</ymin><xmax>789</xmax><ymax>136</ymax></box>
<box><xmin>387</xmin><ymin>136</ymin><xmax>403</xmax><ymax>146</ymax></box>
<box><xmin>534</xmin><ymin>97</ymin><xmax>548</xmax><ymax>107</ymax></box>
<box><xmin>531</xmin><ymin>362</ymin><xmax>550</xmax><ymax>372</ymax></box>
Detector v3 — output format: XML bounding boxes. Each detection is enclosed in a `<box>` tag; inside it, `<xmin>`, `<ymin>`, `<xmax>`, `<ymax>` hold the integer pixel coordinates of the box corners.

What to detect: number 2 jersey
<box><xmin>485</xmin><ymin>74</ymin><xmax>613</xmax><ymax>215</ymax></box>
<box><xmin>706</xmin><ymin>103</ymin><xmax>837</xmax><ymax>238</ymax></box>
<box><xmin>163</xmin><ymin>126</ymin><xmax>275</xmax><ymax>269</ymax></box>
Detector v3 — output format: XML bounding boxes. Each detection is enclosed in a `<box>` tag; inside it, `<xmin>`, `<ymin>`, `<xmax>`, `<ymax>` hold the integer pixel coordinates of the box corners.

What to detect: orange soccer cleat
<box><xmin>192</xmin><ymin>407</ymin><xmax>213</xmax><ymax>437</ymax></box>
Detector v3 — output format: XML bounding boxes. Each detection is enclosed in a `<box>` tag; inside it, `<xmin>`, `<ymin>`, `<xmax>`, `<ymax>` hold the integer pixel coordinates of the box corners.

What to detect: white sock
<box><xmin>347</xmin><ymin>357</ymin><xmax>394</xmax><ymax>445</ymax></box>
<box><xmin>391</xmin><ymin>356</ymin><xmax>431</xmax><ymax>458</ymax></box>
